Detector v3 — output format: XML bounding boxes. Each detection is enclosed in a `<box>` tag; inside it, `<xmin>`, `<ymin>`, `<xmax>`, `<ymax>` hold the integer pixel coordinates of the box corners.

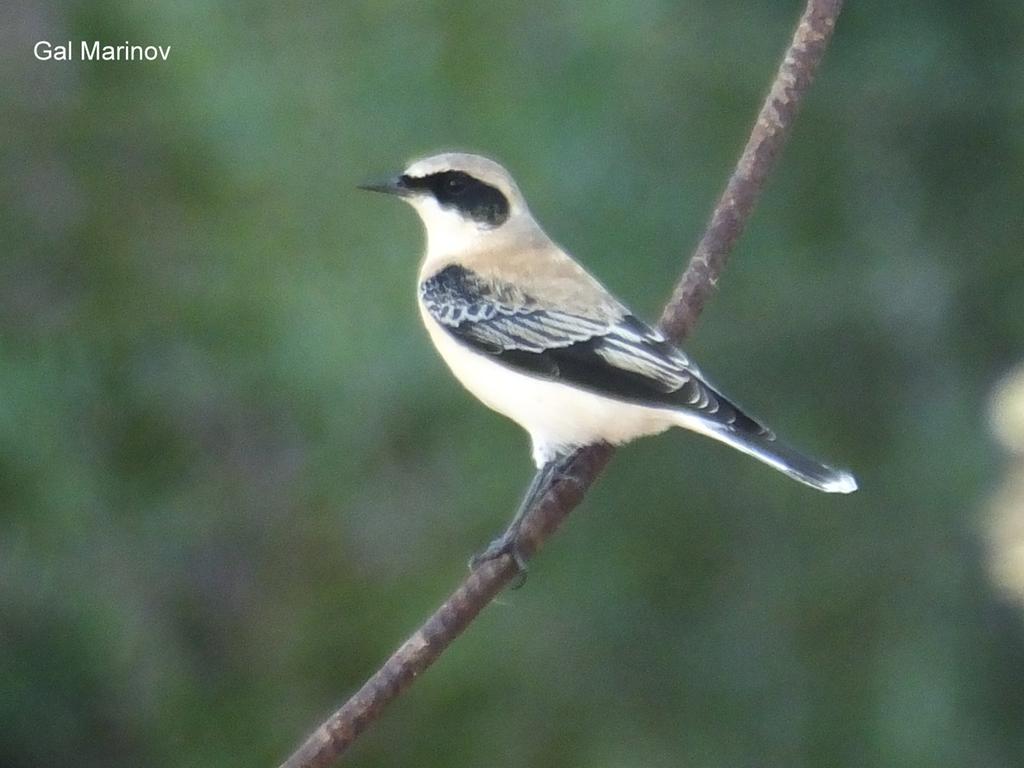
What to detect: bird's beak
<box><xmin>357</xmin><ymin>174</ymin><xmax>411</xmax><ymax>197</ymax></box>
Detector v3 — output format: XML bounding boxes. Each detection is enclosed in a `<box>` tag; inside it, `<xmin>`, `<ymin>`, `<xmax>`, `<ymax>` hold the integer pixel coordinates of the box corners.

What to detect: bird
<box><xmin>360</xmin><ymin>152</ymin><xmax>857</xmax><ymax>567</ymax></box>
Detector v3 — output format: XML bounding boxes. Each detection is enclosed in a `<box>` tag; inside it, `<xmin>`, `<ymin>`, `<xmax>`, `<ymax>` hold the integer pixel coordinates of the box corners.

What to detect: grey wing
<box><xmin>420</xmin><ymin>265</ymin><xmax>772</xmax><ymax>438</ymax></box>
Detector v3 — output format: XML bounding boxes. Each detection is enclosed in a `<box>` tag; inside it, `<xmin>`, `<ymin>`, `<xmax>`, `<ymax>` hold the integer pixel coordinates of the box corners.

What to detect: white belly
<box><xmin>421</xmin><ymin>309</ymin><xmax>681</xmax><ymax>466</ymax></box>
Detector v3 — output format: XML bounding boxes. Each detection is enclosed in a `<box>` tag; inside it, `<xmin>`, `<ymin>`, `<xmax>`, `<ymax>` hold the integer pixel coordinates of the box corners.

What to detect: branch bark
<box><xmin>279</xmin><ymin>2</ymin><xmax>843</xmax><ymax>766</ymax></box>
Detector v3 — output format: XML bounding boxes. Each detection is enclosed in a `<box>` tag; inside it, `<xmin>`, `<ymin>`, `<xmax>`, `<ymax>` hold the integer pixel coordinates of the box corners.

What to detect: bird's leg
<box><xmin>469</xmin><ymin>450</ymin><xmax>580</xmax><ymax>579</ymax></box>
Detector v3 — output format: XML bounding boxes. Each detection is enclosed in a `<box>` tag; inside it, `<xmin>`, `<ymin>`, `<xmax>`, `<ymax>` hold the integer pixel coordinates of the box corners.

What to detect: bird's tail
<box><xmin>685</xmin><ymin>416</ymin><xmax>857</xmax><ymax>494</ymax></box>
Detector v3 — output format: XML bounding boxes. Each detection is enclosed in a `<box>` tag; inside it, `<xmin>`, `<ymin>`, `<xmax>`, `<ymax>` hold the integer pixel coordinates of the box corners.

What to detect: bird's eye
<box><xmin>446</xmin><ymin>176</ymin><xmax>467</xmax><ymax>194</ymax></box>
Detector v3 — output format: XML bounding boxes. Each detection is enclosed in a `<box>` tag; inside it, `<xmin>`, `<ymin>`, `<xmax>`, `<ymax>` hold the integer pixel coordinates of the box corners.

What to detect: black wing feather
<box><xmin>421</xmin><ymin>265</ymin><xmax>771</xmax><ymax>438</ymax></box>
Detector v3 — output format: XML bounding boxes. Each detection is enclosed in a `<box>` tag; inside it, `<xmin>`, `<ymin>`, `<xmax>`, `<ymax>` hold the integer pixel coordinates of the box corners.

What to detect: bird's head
<box><xmin>360</xmin><ymin>153</ymin><xmax>537</xmax><ymax>256</ymax></box>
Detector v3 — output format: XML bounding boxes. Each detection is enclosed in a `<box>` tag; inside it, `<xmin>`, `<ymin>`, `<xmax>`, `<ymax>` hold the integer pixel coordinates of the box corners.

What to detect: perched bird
<box><xmin>361</xmin><ymin>152</ymin><xmax>856</xmax><ymax>565</ymax></box>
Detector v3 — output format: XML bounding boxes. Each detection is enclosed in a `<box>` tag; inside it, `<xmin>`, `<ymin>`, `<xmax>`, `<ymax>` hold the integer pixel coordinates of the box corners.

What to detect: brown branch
<box><xmin>278</xmin><ymin>2</ymin><xmax>843</xmax><ymax>766</ymax></box>
<box><xmin>657</xmin><ymin>0</ymin><xmax>842</xmax><ymax>340</ymax></box>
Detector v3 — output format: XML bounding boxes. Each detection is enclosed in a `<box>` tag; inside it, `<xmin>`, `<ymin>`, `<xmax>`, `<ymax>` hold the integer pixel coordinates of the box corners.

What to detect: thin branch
<box><xmin>279</xmin><ymin>2</ymin><xmax>843</xmax><ymax>766</ymax></box>
<box><xmin>658</xmin><ymin>0</ymin><xmax>843</xmax><ymax>340</ymax></box>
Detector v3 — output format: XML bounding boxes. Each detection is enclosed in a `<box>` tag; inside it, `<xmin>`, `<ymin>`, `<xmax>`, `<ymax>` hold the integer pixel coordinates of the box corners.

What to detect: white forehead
<box><xmin>404</xmin><ymin>152</ymin><xmax>507</xmax><ymax>180</ymax></box>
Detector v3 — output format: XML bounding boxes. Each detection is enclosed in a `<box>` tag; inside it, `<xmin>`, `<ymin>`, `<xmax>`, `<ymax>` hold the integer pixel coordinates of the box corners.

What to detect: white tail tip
<box><xmin>821</xmin><ymin>470</ymin><xmax>858</xmax><ymax>494</ymax></box>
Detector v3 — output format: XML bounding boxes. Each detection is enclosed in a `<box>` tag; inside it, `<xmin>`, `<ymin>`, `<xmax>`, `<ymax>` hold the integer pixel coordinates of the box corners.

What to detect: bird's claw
<box><xmin>465</xmin><ymin>452</ymin><xmax>585</xmax><ymax>589</ymax></box>
<box><xmin>468</xmin><ymin>531</ymin><xmax>529</xmax><ymax>588</ymax></box>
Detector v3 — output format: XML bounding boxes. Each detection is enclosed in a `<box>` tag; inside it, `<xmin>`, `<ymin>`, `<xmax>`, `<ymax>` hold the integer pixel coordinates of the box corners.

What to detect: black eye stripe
<box><xmin>402</xmin><ymin>171</ymin><xmax>510</xmax><ymax>227</ymax></box>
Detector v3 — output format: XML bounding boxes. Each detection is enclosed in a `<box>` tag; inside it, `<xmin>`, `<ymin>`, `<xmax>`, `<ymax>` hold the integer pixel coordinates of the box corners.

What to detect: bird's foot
<box><xmin>465</xmin><ymin>451</ymin><xmax>587</xmax><ymax>589</ymax></box>
<box><xmin>468</xmin><ymin>529</ymin><xmax>529</xmax><ymax>588</ymax></box>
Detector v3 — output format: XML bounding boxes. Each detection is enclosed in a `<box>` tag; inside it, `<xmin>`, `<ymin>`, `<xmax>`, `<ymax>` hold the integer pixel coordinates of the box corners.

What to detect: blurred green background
<box><xmin>4</xmin><ymin>1</ymin><xmax>1024</xmax><ymax>766</ymax></box>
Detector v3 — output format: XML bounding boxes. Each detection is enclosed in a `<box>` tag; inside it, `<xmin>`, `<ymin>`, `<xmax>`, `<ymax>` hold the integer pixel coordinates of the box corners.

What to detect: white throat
<box><xmin>408</xmin><ymin>196</ymin><xmax>492</xmax><ymax>264</ymax></box>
